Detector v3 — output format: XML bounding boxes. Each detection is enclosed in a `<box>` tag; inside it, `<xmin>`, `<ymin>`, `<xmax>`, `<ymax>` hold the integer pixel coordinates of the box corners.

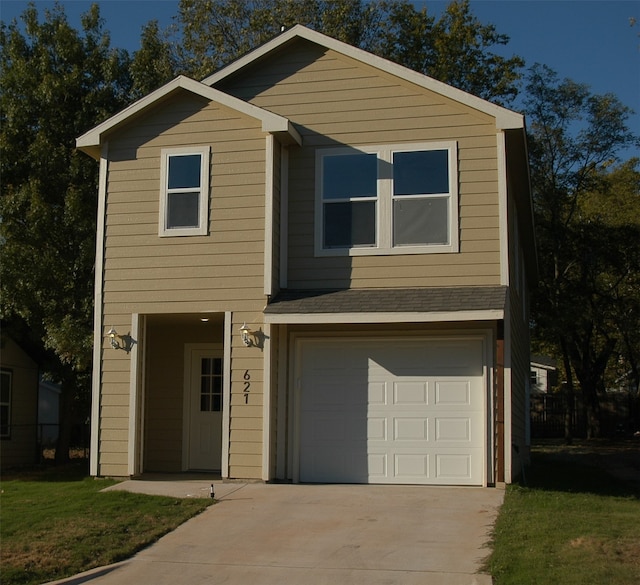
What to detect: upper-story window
<box><xmin>159</xmin><ymin>147</ymin><xmax>210</xmax><ymax>237</ymax></box>
<box><xmin>316</xmin><ymin>142</ymin><xmax>458</xmax><ymax>256</ymax></box>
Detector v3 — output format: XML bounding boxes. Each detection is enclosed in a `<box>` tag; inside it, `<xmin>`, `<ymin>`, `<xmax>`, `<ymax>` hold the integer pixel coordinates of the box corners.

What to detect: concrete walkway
<box><xmin>48</xmin><ymin>480</ymin><xmax>503</xmax><ymax>585</ymax></box>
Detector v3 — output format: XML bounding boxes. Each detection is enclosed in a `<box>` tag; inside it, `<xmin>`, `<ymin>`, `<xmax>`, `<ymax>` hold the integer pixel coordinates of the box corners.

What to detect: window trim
<box><xmin>315</xmin><ymin>141</ymin><xmax>459</xmax><ymax>256</ymax></box>
<box><xmin>1</xmin><ymin>368</ymin><xmax>12</xmax><ymax>439</ymax></box>
<box><xmin>159</xmin><ymin>146</ymin><xmax>211</xmax><ymax>237</ymax></box>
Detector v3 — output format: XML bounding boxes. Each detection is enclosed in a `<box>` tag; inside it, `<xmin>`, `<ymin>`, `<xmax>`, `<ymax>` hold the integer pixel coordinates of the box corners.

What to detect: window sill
<box><xmin>314</xmin><ymin>243</ymin><xmax>459</xmax><ymax>257</ymax></box>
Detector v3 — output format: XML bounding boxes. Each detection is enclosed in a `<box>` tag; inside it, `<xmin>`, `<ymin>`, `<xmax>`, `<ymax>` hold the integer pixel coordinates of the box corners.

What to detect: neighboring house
<box><xmin>530</xmin><ymin>355</ymin><xmax>558</xmax><ymax>394</ymax></box>
<box><xmin>77</xmin><ymin>25</ymin><xmax>536</xmax><ymax>486</ymax></box>
<box><xmin>38</xmin><ymin>379</ymin><xmax>61</xmax><ymax>446</ymax></box>
<box><xmin>0</xmin><ymin>335</ymin><xmax>39</xmax><ymax>469</ymax></box>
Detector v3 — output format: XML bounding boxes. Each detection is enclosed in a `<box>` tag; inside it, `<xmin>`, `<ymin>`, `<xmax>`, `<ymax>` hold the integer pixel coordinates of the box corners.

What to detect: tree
<box><xmin>579</xmin><ymin>161</ymin><xmax>640</xmax><ymax>399</ymax></box>
<box><xmin>130</xmin><ymin>19</ymin><xmax>177</xmax><ymax>98</ymax></box>
<box><xmin>525</xmin><ymin>63</ymin><xmax>639</xmax><ymax>438</ymax></box>
<box><xmin>434</xmin><ymin>1</ymin><xmax>524</xmax><ymax>104</ymax></box>
<box><xmin>174</xmin><ymin>0</ymin><xmax>380</xmax><ymax>80</ymax></box>
<box><xmin>0</xmin><ymin>2</ymin><xmax>132</xmax><ymax>461</ymax></box>
<box><xmin>172</xmin><ymin>0</ymin><xmax>524</xmax><ymax>104</ymax></box>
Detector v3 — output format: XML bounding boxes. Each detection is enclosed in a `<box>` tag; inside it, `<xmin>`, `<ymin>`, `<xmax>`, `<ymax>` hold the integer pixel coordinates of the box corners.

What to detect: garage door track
<box><xmin>49</xmin><ymin>482</ymin><xmax>503</xmax><ymax>585</ymax></box>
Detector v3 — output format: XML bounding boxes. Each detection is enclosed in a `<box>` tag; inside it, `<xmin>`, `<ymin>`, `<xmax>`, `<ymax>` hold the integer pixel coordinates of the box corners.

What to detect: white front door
<box><xmin>187</xmin><ymin>348</ymin><xmax>223</xmax><ymax>471</ymax></box>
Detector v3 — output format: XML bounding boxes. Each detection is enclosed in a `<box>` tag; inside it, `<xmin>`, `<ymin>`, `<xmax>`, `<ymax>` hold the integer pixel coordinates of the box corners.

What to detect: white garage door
<box><xmin>298</xmin><ymin>338</ymin><xmax>486</xmax><ymax>485</ymax></box>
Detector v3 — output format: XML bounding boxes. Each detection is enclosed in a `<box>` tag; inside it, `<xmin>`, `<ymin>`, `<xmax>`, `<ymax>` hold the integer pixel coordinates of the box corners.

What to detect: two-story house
<box><xmin>77</xmin><ymin>25</ymin><xmax>536</xmax><ymax>486</ymax></box>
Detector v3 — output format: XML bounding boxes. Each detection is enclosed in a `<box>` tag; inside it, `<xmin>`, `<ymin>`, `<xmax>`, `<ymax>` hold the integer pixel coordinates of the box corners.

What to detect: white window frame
<box><xmin>159</xmin><ymin>146</ymin><xmax>210</xmax><ymax>237</ymax></box>
<box><xmin>315</xmin><ymin>141</ymin><xmax>458</xmax><ymax>256</ymax></box>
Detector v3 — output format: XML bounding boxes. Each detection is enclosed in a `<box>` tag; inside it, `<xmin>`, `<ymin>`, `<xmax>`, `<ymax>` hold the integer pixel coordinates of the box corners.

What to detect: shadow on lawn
<box><xmin>1</xmin><ymin>459</ymin><xmax>89</xmax><ymax>482</ymax></box>
<box><xmin>525</xmin><ymin>439</ymin><xmax>640</xmax><ymax>499</ymax></box>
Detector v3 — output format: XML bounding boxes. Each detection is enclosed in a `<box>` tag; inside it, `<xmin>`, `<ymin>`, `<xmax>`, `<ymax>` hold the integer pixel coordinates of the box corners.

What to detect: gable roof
<box><xmin>76</xmin><ymin>75</ymin><xmax>301</xmax><ymax>159</ymax></box>
<box><xmin>203</xmin><ymin>24</ymin><xmax>525</xmax><ymax>131</ymax></box>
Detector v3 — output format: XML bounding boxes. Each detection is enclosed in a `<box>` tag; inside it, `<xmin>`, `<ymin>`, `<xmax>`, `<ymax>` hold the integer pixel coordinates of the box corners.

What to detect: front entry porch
<box><xmin>134</xmin><ymin>313</ymin><xmax>227</xmax><ymax>475</ymax></box>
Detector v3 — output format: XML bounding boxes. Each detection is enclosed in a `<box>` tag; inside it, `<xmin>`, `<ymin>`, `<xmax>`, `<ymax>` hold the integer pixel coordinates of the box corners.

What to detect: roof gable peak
<box><xmin>77</xmin><ymin>75</ymin><xmax>300</xmax><ymax>159</ymax></box>
<box><xmin>203</xmin><ymin>24</ymin><xmax>523</xmax><ymax>130</ymax></box>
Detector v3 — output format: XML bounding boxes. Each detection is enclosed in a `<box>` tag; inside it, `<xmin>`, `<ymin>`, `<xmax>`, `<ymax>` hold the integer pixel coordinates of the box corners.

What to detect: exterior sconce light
<box><xmin>106</xmin><ymin>327</ymin><xmax>133</xmax><ymax>353</ymax></box>
<box><xmin>240</xmin><ymin>323</ymin><xmax>256</xmax><ymax>347</ymax></box>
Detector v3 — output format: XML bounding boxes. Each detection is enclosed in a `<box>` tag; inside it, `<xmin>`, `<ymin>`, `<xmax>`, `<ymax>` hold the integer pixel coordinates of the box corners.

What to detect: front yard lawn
<box><xmin>0</xmin><ymin>463</ymin><xmax>214</xmax><ymax>585</ymax></box>
<box><xmin>486</xmin><ymin>440</ymin><xmax>640</xmax><ymax>584</ymax></box>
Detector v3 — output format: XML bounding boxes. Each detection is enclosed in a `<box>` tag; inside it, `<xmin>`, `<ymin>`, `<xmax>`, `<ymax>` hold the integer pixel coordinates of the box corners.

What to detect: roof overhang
<box><xmin>263</xmin><ymin>287</ymin><xmax>507</xmax><ymax>324</ymax></box>
<box><xmin>76</xmin><ymin>75</ymin><xmax>301</xmax><ymax>159</ymax></box>
<box><xmin>204</xmin><ymin>24</ymin><xmax>525</xmax><ymax>131</ymax></box>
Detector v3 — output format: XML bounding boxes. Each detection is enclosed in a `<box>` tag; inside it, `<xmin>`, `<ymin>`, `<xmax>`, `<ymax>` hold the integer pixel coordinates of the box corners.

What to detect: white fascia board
<box><xmin>76</xmin><ymin>76</ymin><xmax>299</xmax><ymax>159</ymax></box>
<box><xmin>203</xmin><ymin>25</ymin><xmax>524</xmax><ymax>130</ymax></box>
<box><xmin>264</xmin><ymin>309</ymin><xmax>504</xmax><ymax>325</ymax></box>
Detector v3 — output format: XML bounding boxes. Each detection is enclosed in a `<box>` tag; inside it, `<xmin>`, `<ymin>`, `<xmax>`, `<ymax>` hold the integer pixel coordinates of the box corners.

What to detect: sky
<box><xmin>1</xmin><ymin>0</ymin><xmax>639</xmax><ymax>153</ymax></box>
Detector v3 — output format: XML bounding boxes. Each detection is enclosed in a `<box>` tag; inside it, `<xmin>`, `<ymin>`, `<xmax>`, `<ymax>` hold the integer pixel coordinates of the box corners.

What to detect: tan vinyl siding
<box><xmin>103</xmin><ymin>92</ymin><xmax>268</xmax><ymax>318</ymax></box>
<box><xmin>97</xmin><ymin>92</ymin><xmax>272</xmax><ymax>475</ymax></box>
<box><xmin>228</xmin><ymin>319</ymin><xmax>264</xmax><ymax>479</ymax></box>
<box><xmin>218</xmin><ymin>40</ymin><xmax>501</xmax><ymax>290</ymax></box>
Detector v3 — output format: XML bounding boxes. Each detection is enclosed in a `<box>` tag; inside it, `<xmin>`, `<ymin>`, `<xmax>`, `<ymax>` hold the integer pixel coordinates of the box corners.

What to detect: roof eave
<box><xmin>76</xmin><ymin>75</ymin><xmax>300</xmax><ymax>157</ymax></box>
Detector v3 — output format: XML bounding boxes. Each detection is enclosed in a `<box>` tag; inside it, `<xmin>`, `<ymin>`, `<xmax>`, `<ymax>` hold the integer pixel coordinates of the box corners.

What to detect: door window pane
<box><xmin>393</xmin><ymin>150</ymin><xmax>449</xmax><ymax>195</ymax></box>
<box><xmin>200</xmin><ymin>358</ymin><xmax>222</xmax><ymax>412</ymax></box>
<box><xmin>394</xmin><ymin>197</ymin><xmax>449</xmax><ymax>245</ymax></box>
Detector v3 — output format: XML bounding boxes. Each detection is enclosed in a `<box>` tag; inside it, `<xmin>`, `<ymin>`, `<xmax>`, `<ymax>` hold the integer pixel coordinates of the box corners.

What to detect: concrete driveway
<box><xmin>49</xmin><ymin>480</ymin><xmax>503</xmax><ymax>585</ymax></box>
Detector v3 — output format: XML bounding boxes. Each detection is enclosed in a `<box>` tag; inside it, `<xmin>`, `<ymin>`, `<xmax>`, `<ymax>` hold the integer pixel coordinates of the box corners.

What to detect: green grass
<box><xmin>486</xmin><ymin>447</ymin><xmax>640</xmax><ymax>584</ymax></box>
<box><xmin>0</xmin><ymin>463</ymin><xmax>214</xmax><ymax>585</ymax></box>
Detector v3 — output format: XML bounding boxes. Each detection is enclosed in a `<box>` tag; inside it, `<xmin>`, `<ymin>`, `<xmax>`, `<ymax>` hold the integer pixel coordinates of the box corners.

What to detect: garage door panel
<box><xmin>393</xmin><ymin>416</ymin><xmax>429</xmax><ymax>441</ymax></box>
<box><xmin>394</xmin><ymin>453</ymin><xmax>429</xmax><ymax>479</ymax></box>
<box><xmin>368</xmin><ymin>382</ymin><xmax>388</xmax><ymax>405</ymax></box>
<box><xmin>307</xmin><ymin>377</ymin><xmax>367</xmax><ymax>409</ymax></box>
<box><xmin>367</xmin><ymin>417</ymin><xmax>387</xmax><ymax>441</ymax></box>
<box><xmin>435</xmin><ymin>417</ymin><xmax>471</xmax><ymax>442</ymax></box>
<box><xmin>304</xmin><ymin>413</ymin><xmax>367</xmax><ymax>443</ymax></box>
<box><xmin>435</xmin><ymin>451</ymin><xmax>483</xmax><ymax>483</ymax></box>
<box><xmin>303</xmin><ymin>449</ymin><xmax>368</xmax><ymax>483</ymax></box>
<box><xmin>435</xmin><ymin>380</ymin><xmax>472</xmax><ymax>405</ymax></box>
<box><xmin>299</xmin><ymin>338</ymin><xmax>486</xmax><ymax>485</ymax></box>
<box><xmin>368</xmin><ymin>453</ymin><xmax>388</xmax><ymax>478</ymax></box>
<box><xmin>393</xmin><ymin>381</ymin><xmax>429</xmax><ymax>405</ymax></box>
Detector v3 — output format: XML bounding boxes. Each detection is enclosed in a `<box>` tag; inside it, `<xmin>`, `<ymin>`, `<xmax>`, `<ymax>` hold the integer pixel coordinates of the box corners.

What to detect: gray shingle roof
<box><xmin>265</xmin><ymin>287</ymin><xmax>507</xmax><ymax>315</ymax></box>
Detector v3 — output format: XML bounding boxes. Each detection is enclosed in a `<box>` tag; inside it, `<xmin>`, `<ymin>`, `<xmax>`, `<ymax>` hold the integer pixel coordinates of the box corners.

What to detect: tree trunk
<box><xmin>560</xmin><ymin>338</ymin><xmax>574</xmax><ymax>444</ymax></box>
<box><xmin>583</xmin><ymin>385</ymin><xmax>602</xmax><ymax>439</ymax></box>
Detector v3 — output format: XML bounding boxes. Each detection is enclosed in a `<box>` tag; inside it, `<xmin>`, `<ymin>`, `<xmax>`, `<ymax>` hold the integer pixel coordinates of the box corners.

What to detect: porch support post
<box><xmin>262</xmin><ymin>322</ymin><xmax>272</xmax><ymax>481</ymax></box>
<box><xmin>496</xmin><ymin>328</ymin><xmax>505</xmax><ymax>484</ymax></box>
<box><xmin>127</xmin><ymin>313</ymin><xmax>141</xmax><ymax>476</ymax></box>
<box><xmin>275</xmin><ymin>325</ymin><xmax>288</xmax><ymax>479</ymax></box>
<box><xmin>221</xmin><ymin>311</ymin><xmax>232</xmax><ymax>479</ymax></box>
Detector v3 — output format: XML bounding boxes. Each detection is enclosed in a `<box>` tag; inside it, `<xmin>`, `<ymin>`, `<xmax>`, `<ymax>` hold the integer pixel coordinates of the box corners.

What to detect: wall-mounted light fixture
<box><xmin>105</xmin><ymin>327</ymin><xmax>133</xmax><ymax>353</ymax></box>
<box><xmin>240</xmin><ymin>322</ymin><xmax>256</xmax><ymax>347</ymax></box>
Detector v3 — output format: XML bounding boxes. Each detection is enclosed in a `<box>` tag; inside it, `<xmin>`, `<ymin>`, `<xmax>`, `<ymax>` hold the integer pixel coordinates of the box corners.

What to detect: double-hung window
<box><xmin>316</xmin><ymin>142</ymin><xmax>458</xmax><ymax>255</ymax></box>
<box><xmin>159</xmin><ymin>146</ymin><xmax>210</xmax><ymax>237</ymax></box>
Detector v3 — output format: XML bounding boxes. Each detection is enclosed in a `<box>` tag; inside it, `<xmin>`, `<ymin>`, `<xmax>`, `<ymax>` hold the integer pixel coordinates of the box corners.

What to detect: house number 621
<box><xmin>243</xmin><ymin>370</ymin><xmax>251</xmax><ymax>404</ymax></box>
